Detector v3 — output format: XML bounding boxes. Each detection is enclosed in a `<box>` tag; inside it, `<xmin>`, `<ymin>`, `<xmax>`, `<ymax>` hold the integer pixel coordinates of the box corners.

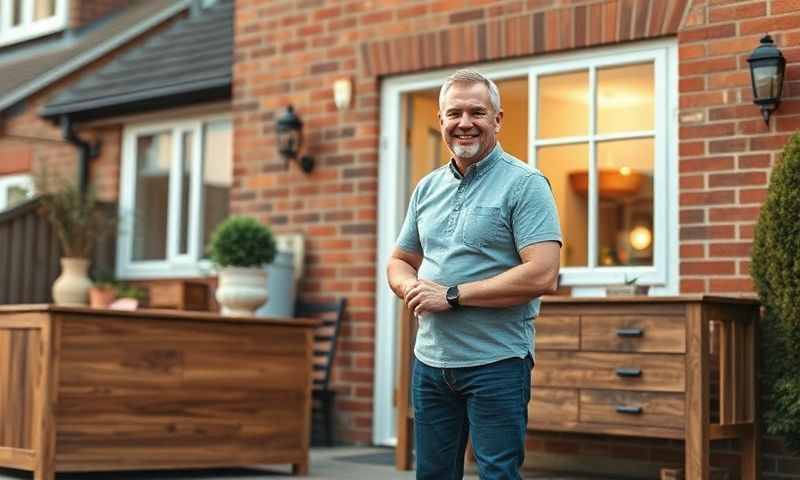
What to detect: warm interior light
<box><xmin>629</xmin><ymin>226</ymin><xmax>652</xmax><ymax>251</ymax></box>
<box><xmin>619</xmin><ymin>166</ymin><xmax>631</xmax><ymax>176</ymax></box>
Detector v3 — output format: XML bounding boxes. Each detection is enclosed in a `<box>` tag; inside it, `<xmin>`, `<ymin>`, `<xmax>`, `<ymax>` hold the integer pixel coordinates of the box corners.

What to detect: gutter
<box><xmin>61</xmin><ymin>115</ymin><xmax>100</xmax><ymax>194</ymax></box>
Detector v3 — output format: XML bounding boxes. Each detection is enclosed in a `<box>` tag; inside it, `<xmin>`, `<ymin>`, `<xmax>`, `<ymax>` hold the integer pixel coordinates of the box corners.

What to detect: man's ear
<box><xmin>495</xmin><ymin>109</ymin><xmax>504</xmax><ymax>133</ymax></box>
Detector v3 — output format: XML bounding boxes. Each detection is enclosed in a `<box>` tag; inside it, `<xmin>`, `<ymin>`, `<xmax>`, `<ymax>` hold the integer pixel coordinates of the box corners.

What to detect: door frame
<box><xmin>373</xmin><ymin>38</ymin><xmax>678</xmax><ymax>446</ymax></box>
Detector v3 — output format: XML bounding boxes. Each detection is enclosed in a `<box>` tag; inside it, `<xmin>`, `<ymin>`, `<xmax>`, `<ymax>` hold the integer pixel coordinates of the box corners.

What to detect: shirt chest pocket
<box><xmin>463</xmin><ymin>206</ymin><xmax>502</xmax><ymax>248</ymax></box>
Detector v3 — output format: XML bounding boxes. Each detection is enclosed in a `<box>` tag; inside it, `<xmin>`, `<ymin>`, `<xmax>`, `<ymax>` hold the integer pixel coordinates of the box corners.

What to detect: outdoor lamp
<box><xmin>747</xmin><ymin>34</ymin><xmax>785</xmax><ymax>125</ymax></box>
<box><xmin>276</xmin><ymin>105</ymin><xmax>314</xmax><ymax>173</ymax></box>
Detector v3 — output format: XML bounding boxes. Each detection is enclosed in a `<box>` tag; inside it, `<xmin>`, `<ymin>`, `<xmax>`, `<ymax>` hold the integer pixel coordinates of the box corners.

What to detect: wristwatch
<box><xmin>446</xmin><ymin>285</ymin><xmax>460</xmax><ymax>309</ymax></box>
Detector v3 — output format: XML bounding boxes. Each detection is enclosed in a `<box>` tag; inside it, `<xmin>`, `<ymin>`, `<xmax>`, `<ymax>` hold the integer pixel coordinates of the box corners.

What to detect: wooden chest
<box><xmin>530</xmin><ymin>296</ymin><xmax>760</xmax><ymax>480</ymax></box>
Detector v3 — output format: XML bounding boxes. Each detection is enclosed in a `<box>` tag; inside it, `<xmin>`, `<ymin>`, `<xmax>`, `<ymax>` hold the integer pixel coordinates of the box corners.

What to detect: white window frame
<box><xmin>0</xmin><ymin>173</ymin><xmax>34</xmax><ymax>210</ymax></box>
<box><xmin>0</xmin><ymin>0</ymin><xmax>68</xmax><ymax>47</ymax></box>
<box><xmin>374</xmin><ymin>39</ymin><xmax>678</xmax><ymax>446</ymax></box>
<box><xmin>530</xmin><ymin>47</ymin><xmax>674</xmax><ymax>290</ymax></box>
<box><xmin>117</xmin><ymin>114</ymin><xmax>231</xmax><ymax>280</ymax></box>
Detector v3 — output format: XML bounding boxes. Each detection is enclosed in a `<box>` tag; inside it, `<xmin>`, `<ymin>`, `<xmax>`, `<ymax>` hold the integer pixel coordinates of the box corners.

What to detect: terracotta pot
<box><xmin>52</xmin><ymin>257</ymin><xmax>93</xmax><ymax>306</ymax></box>
<box><xmin>89</xmin><ymin>287</ymin><xmax>117</xmax><ymax>309</ymax></box>
<box><xmin>215</xmin><ymin>266</ymin><xmax>268</xmax><ymax>316</ymax></box>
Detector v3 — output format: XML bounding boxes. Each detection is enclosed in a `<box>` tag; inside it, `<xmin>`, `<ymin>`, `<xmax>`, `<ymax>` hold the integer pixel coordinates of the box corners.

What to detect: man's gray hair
<box><xmin>439</xmin><ymin>69</ymin><xmax>501</xmax><ymax>112</ymax></box>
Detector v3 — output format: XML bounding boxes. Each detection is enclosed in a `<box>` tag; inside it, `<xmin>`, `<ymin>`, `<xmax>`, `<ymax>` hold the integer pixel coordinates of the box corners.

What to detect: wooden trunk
<box><xmin>0</xmin><ymin>305</ymin><xmax>318</xmax><ymax>480</ymax></box>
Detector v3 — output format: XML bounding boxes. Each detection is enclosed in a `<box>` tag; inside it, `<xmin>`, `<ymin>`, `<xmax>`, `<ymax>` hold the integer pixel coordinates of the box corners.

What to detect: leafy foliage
<box><xmin>35</xmin><ymin>171</ymin><xmax>116</xmax><ymax>258</ymax></box>
<box><xmin>751</xmin><ymin>132</ymin><xmax>800</xmax><ymax>450</ymax></box>
<box><xmin>208</xmin><ymin>216</ymin><xmax>276</xmax><ymax>268</ymax></box>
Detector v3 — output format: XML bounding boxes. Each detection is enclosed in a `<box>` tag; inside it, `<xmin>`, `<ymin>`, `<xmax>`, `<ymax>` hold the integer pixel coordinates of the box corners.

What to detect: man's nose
<box><xmin>456</xmin><ymin>112</ymin><xmax>474</xmax><ymax>128</ymax></box>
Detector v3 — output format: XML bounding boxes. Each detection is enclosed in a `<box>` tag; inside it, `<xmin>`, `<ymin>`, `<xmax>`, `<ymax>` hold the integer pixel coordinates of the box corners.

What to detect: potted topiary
<box><xmin>751</xmin><ymin>131</ymin><xmax>800</xmax><ymax>450</ymax></box>
<box><xmin>208</xmin><ymin>216</ymin><xmax>276</xmax><ymax>316</ymax></box>
<box><xmin>36</xmin><ymin>172</ymin><xmax>116</xmax><ymax>306</ymax></box>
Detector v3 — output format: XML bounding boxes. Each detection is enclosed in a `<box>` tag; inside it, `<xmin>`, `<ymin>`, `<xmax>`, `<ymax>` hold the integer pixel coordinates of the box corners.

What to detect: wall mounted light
<box><xmin>747</xmin><ymin>34</ymin><xmax>785</xmax><ymax>126</ymax></box>
<box><xmin>333</xmin><ymin>78</ymin><xmax>352</xmax><ymax>110</ymax></box>
<box><xmin>276</xmin><ymin>105</ymin><xmax>314</xmax><ymax>173</ymax></box>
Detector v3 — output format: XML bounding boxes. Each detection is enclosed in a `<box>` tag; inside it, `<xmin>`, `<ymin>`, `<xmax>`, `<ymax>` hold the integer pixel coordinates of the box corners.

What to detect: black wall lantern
<box><xmin>276</xmin><ymin>105</ymin><xmax>314</xmax><ymax>173</ymax></box>
<box><xmin>747</xmin><ymin>34</ymin><xmax>786</xmax><ymax>125</ymax></box>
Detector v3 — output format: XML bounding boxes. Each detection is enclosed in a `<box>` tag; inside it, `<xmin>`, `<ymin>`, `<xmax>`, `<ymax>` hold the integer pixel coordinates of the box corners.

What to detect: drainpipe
<box><xmin>60</xmin><ymin>115</ymin><xmax>100</xmax><ymax>195</ymax></box>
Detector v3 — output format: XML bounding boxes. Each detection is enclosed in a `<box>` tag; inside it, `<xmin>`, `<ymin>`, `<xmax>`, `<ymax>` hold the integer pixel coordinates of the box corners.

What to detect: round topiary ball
<box><xmin>208</xmin><ymin>216</ymin><xmax>276</xmax><ymax>268</ymax></box>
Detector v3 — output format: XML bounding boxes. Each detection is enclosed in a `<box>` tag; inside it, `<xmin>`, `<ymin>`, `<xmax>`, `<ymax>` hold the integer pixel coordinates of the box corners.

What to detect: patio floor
<box><xmin>0</xmin><ymin>447</ymin><xmax>630</xmax><ymax>480</ymax></box>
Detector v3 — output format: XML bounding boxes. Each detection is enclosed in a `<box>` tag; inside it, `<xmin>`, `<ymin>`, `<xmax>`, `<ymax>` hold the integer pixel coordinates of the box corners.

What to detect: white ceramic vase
<box><xmin>52</xmin><ymin>257</ymin><xmax>93</xmax><ymax>306</ymax></box>
<box><xmin>215</xmin><ymin>266</ymin><xmax>269</xmax><ymax>316</ymax></box>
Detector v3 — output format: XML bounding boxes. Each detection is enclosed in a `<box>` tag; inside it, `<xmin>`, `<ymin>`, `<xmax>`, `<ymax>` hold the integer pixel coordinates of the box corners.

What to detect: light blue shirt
<box><xmin>396</xmin><ymin>143</ymin><xmax>562</xmax><ymax>368</ymax></box>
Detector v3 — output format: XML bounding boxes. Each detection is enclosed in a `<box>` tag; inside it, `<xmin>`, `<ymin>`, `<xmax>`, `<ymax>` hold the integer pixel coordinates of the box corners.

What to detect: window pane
<box><xmin>202</xmin><ymin>120</ymin><xmax>232</xmax><ymax>257</ymax></box>
<box><xmin>596</xmin><ymin>138</ymin><xmax>654</xmax><ymax>267</ymax></box>
<box><xmin>597</xmin><ymin>63</ymin><xmax>654</xmax><ymax>135</ymax></box>
<box><xmin>133</xmin><ymin>132</ymin><xmax>172</xmax><ymax>261</ymax></box>
<box><xmin>537</xmin><ymin>143</ymin><xmax>589</xmax><ymax>267</ymax></box>
<box><xmin>538</xmin><ymin>70</ymin><xmax>589</xmax><ymax>139</ymax></box>
<box><xmin>495</xmin><ymin>77</ymin><xmax>528</xmax><ymax>162</ymax></box>
<box><xmin>178</xmin><ymin>131</ymin><xmax>193</xmax><ymax>255</ymax></box>
<box><xmin>34</xmin><ymin>0</ymin><xmax>56</xmax><ymax>20</ymax></box>
<box><xmin>6</xmin><ymin>184</ymin><xmax>31</xmax><ymax>208</ymax></box>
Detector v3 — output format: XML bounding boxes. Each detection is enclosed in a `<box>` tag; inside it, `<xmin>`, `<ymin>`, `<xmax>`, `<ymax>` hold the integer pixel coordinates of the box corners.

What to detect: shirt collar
<box><xmin>448</xmin><ymin>143</ymin><xmax>504</xmax><ymax>180</ymax></box>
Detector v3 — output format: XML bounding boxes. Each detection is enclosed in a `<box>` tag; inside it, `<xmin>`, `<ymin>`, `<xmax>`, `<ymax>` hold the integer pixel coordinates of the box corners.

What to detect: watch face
<box><xmin>446</xmin><ymin>286</ymin><xmax>459</xmax><ymax>304</ymax></box>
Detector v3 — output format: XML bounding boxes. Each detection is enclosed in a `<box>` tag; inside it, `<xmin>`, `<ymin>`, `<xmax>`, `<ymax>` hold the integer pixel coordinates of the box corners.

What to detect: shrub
<box><xmin>751</xmin><ymin>132</ymin><xmax>800</xmax><ymax>450</ymax></box>
<box><xmin>208</xmin><ymin>216</ymin><xmax>276</xmax><ymax>268</ymax></box>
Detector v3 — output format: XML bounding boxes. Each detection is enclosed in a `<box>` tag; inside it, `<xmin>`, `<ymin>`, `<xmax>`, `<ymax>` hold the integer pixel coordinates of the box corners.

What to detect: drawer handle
<box><xmin>616</xmin><ymin>328</ymin><xmax>643</xmax><ymax>338</ymax></box>
<box><xmin>616</xmin><ymin>367</ymin><xmax>642</xmax><ymax>377</ymax></box>
<box><xmin>615</xmin><ymin>405</ymin><xmax>642</xmax><ymax>415</ymax></box>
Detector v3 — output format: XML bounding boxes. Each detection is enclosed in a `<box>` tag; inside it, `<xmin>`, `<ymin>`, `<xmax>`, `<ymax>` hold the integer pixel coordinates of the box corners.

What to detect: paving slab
<box><xmin>0</xmin><ymin>447</ymin><xmax>624</xmax><ymax>480</ymax></box>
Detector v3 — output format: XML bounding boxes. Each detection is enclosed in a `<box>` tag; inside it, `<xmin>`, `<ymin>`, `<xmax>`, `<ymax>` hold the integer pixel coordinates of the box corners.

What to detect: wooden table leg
<box><xmin>292</xmin><ymin>460</ymin><xmax>309</xmax><ymax>475</ymax></box>
<box><xmin>686</xmin><ymin>304</ymin><xmax>710</xmax><ymax>480</ymax></box>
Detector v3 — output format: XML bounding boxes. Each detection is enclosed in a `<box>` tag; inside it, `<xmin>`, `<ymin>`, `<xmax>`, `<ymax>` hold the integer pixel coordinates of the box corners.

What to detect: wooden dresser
<box><xmin>395</xmin><ymin>296</ymin><xmax>760</xmax><ymax>480</ymax></box>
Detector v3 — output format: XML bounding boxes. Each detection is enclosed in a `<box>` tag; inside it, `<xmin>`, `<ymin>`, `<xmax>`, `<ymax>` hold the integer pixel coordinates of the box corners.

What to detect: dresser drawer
<box><xmin>534</xmin><ymin>351</ymin><xmax>685</xmax><ymax>392</ymax></box>
<box><xmin>528</xmin><ymin>387</ymin><xmax>578</xmax><ymax>427</ymax></box>
<box><xmin>579</xmin><ymin>389</ymin><xmax>685</xmax><ymax>429</ymax></box>
<box><xmin>535</xmin><ymin>315</ymin><xmax>579</xmax><ymax>350</ymax></box>
<box><xmin>581</xmin><ymin>315</ymin><xmax>685</xmax><ymax>353</ymax></box>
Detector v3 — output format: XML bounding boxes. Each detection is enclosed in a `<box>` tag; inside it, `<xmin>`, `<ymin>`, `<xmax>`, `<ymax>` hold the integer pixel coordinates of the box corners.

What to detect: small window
<box><xmin>0</xmin><ymin>0</ymin><xmax>67</xmax><ymax>47</ymax></box>
<box><xmin>118</xmin><ymin>116</ymin><xmax>232</xmax><ymax>279</ymax></box>
<box><xmin>0</xmin><ymin>174</ymin><xmax>34</xmax><ymax>211</ymax></box>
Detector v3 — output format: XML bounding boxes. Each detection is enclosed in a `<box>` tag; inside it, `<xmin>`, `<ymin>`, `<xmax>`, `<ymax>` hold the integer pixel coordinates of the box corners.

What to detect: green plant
<box><xmin>751</xmin><ymin>131</ymin><xmax>800</xmax><ymax>450</ymax></box>
<box><xmin>623</xmin><ymin>275</ymin><xmax>640</xmax><ymax>286</ymax></box>
<box><xmin>35</xmin><ymin>171</ymin><xmax>116</xmax><ymax>258</ymax></box>
<box><xmin>115</xmin><ymin>284</ymin><xmax>147</xmax><ymax>302</ymax></box>
<box><xmin>208</xmin><ymin>216</ymin><xmax>276</xmax><ymax>268</ymax></box>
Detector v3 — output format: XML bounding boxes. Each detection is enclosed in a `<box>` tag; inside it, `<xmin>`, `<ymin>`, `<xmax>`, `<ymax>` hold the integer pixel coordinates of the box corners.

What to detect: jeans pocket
<box><xmin>463</xmin><ymin>206</ymin><xmax>501</xmax><ymax>248</ymax></box>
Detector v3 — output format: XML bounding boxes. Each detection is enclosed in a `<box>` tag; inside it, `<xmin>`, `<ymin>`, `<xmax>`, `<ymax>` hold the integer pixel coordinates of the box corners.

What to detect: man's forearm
<box><xmin>459</xmin><ymin>260</ymin><xmax>558</xmax><ymax>308</ymax></box>
<box><xmin>387</xmin><ymin>257</ymin><xmax>418</xmax><ymax>299</ymax></box>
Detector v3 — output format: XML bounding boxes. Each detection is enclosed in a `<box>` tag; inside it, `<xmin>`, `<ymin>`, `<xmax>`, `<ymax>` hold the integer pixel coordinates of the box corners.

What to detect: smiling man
<box><xmin>387</xmin><ymin>69</ymin><xmax>563</xmax><ymax>480</ymax></box>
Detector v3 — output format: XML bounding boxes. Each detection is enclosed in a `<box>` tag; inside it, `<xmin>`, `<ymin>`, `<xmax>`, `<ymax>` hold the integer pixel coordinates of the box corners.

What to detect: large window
<box><xmin>0</xmin><ymin>0</ymin><xmax>68</xmax><ymax>46</ymax></box>
<box><xmin>531</xmin><ymin>48</ymin><xmax>672</xmax><ymax>288</ymax></box>
<box><xmin>118</xmin><ymin>116</ymin><xmax>232</xmax><ymax>279</ymax></box>
<box><xmin>0</xmin><ymin>173</ymin><xmax>33</xmax><ymax>211</ymax></box>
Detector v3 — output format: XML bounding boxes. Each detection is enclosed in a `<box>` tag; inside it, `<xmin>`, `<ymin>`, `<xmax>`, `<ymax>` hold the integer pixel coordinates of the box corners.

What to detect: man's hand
<box><xmin>405</xmin><ymin>279</ymin><xmax>449</xmax><ymax>317</ymax></box>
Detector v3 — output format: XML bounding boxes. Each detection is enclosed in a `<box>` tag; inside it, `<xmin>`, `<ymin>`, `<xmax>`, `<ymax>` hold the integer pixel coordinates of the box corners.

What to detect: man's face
<box><xmin>439</xmin><ymin>81</ymin><xmax>502</xmax><ymax>163</ymax></box>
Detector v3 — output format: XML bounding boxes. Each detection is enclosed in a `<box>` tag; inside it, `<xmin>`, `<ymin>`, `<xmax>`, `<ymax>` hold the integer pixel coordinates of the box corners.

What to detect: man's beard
<box><xmin>452</xmin><ymin>142</ymin><xmax>480</xmax><ymax>159</ymax></box>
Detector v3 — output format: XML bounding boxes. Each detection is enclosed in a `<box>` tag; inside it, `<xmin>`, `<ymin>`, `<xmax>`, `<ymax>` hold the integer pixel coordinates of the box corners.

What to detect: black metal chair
<box><xmin>294</xmin><ymin>298</ymin><xmax>346</xmax><ymax>446</ymax></box>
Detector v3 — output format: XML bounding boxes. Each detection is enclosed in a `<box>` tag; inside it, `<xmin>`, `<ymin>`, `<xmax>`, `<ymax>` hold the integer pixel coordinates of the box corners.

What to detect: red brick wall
<box><xmin>234</xmin><ymin>0</ymin><xmax>799</xmax><ymax>476</ymax></box>
<box><xmin>69</xmin><ymin>0</ymin><xmax>132</xmax><ymax>30</ymax></box>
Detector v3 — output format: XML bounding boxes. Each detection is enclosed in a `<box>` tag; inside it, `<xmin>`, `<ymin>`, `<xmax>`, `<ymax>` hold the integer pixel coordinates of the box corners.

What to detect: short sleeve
<box><xmin>395</xmin><ymin>185</ymin><xmax>423</xmax><ymax>254</ymax></box>
<box><xmin>511</xmin><ymin>172</ymin><xmax>563</xmax><ymax>252</ymax></box>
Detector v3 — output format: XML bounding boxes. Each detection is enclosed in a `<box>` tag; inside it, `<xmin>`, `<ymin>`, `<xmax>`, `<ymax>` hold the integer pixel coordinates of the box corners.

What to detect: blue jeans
<box><xmin>412</xmin><ymin>354</ymin><xmax>534</xmax><ymax>480</ymax></box>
